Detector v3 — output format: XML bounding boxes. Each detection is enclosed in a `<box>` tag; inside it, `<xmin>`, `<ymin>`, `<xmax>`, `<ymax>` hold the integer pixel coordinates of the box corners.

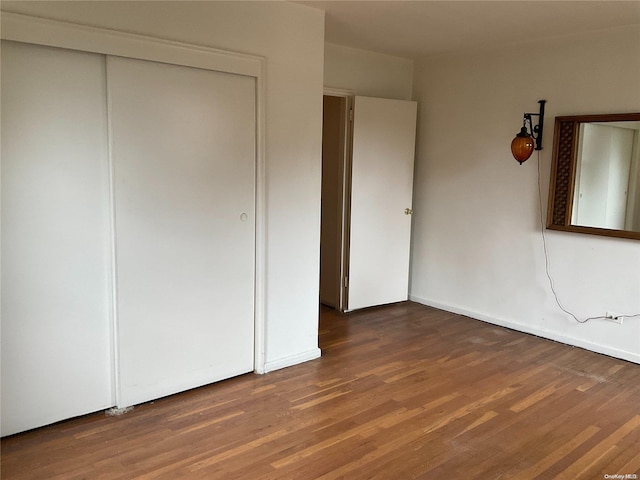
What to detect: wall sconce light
<box><xmin>511</xmin><ymin>100</ymin><xmax>546</xmax><ymax>165</ymax></box>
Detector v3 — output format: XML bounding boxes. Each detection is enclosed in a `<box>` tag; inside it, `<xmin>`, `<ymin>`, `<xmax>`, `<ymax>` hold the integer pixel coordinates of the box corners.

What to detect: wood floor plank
<box><xmin>2</xmin><ymin>302</ymin><xmax>640</xmax><ymax>479</ymax></box>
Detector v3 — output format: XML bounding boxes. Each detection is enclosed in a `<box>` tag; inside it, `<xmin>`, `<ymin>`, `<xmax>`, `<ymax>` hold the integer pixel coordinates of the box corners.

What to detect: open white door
<box><xmin>347</xmin><ymin>96</ymin><xmax>417</xmax><ymax>311</ymax></box>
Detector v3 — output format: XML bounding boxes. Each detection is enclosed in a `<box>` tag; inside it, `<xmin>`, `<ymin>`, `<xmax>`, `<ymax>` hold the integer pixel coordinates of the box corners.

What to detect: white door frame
<box><xmin>0</xmin><ymin>13</ymin><xmax>269</xmax><ymax>404</ymax></box>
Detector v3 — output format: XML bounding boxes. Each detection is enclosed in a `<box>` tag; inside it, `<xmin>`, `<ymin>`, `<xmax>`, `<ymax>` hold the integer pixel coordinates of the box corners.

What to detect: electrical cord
<box><xmin>536</xmin><ymin>150</ymin><xmax>640</xmax><ymax>324</ymax></box>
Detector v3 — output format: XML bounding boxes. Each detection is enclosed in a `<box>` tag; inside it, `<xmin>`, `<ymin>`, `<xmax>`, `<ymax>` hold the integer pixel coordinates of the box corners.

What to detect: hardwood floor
<box><xmin>2</xmin><ymin>302</ymin><xmax>639</xmax><ymax>479</ymax></box>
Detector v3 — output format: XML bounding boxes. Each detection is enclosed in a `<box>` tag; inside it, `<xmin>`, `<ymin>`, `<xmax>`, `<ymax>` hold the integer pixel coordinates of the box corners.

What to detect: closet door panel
<box><xmin>1</xmin><ymin>41</ymin><xmax>113</xmax><ymax>436</ymax></box>
<box><xmin>108</xmin><ymin>57</ymin><xmax>255</xmax><ymax>407</ymax></box>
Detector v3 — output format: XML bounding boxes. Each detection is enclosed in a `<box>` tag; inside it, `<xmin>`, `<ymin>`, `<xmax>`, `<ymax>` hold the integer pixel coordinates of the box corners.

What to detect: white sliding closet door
<box><xmin>1</xmin><ymin>41</ymin><xmax>113</xmax><ymax>436</ymax></box>
<box><xmin>107</xmin><ymin>57</ymin><xmax>256</xmax><ymax>407</ymax></box>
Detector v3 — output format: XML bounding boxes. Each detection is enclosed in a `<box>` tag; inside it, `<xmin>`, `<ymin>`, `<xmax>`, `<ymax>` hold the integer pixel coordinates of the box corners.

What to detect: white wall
<box><xmin>410</xmin><ymin>25</ymin><xmax>640</xmax><ymax>363</ymax></box>
<box><xmin>324</xmin><ymin>42</ymin><xmax>413</xmax><ymax>100</ymax></box>
<box><xmin>1</xmin><ymin>1</ymin><xmax>325</xmax><ymax>370</ymax></box>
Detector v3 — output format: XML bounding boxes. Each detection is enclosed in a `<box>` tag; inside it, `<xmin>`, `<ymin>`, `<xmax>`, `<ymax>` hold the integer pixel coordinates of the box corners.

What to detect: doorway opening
<box><xmin>320</xmin><ymin>93</ymin><xmax>417</xmax><ymax>315</ymax></box>
<box><xmin>320</xmin><ymin>93</ymin><xmax>352</xmax><ymax>312</ymax></box>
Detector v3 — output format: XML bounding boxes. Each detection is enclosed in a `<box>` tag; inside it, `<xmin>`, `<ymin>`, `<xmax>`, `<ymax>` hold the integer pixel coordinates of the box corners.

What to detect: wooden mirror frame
<box><xmin>547</xmin><ymin>112</ymin><xmax>640</xmax><ymax>241</ymax></box>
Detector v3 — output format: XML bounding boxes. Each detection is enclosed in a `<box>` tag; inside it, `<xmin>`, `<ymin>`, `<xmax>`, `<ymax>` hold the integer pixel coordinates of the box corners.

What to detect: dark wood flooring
<box><xmin>2</xmin><ymin>302</ymin><xmax>639</xmax><ymax>479</ymax></box>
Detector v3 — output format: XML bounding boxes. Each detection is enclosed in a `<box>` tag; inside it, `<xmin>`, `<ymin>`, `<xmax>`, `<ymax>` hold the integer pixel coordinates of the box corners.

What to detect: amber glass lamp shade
<box><xmin>511</xmin><ymin>127</ymin><xmax>535</xmax><ymax>164</ymax></box>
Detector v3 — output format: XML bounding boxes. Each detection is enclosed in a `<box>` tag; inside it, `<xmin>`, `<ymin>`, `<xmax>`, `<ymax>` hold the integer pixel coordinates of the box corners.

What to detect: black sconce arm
<box><xmin>524</xmin><ymin>100</ymin><xmax>546</xmax><ymax>151</ymax></box>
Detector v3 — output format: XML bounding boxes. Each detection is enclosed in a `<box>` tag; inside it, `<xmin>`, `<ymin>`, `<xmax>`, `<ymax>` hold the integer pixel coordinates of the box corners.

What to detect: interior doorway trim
<box><xmin>1</xmin><ymin>12</ymin><xmax>268</xmax><ymax>378</ymax></box>
<box><xmin>324</xmin><ymin>87</ymin><xmax>354</xmax><ymax>97</ymax></box>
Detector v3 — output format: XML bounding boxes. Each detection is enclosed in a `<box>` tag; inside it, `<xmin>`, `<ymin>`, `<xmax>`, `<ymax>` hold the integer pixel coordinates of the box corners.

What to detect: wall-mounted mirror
<box><xmin>547</xmin><ymin>113</ymin><xmax>640</xmax><ymax>240</ymax></box>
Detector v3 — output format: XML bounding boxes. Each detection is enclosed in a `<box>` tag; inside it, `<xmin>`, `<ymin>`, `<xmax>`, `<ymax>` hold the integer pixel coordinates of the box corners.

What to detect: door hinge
<box><xmin>344</xmin><ymin>276</ymin><xmax>348</xmax><ymax>288</ymax></box>
<box><xmin>349</xmin><ymin>108</ymin><xmax>354</xmax><ymax>122</ymax></box>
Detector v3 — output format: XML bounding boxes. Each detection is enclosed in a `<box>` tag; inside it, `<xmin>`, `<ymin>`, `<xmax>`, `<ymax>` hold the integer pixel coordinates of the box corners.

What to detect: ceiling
<box><xmin>298</xmin><ymin>1</ymin><xmax>640</xmax><ymax>58</ymax></box>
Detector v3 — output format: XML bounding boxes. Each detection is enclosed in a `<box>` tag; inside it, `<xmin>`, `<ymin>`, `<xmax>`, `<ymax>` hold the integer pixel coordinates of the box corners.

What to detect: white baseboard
<box><xmin>409</xmin><ymin>294</ymin><xmax>640</xmax><ymax>365</ymax></box>
<box><xmin>263</xmin><ymin>348</ymin><xmax>322</xmax><ymax>373</ymax></box>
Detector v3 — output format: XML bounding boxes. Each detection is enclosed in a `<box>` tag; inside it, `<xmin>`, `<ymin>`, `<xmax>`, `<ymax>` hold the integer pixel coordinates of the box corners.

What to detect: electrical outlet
<box><xmin>605</xmin><ymin>312</ymin><xmax>624</xmax><ymax>324</ymax></box>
